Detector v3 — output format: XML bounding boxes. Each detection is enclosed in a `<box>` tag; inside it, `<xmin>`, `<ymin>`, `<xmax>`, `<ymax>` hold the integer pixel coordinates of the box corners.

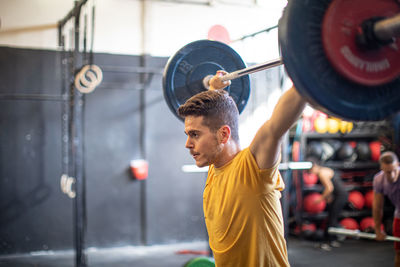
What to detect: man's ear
<box><xmin>218</xmin><ymin>125</ymin><xmax>231</xmax><ymax>144</ymax></box>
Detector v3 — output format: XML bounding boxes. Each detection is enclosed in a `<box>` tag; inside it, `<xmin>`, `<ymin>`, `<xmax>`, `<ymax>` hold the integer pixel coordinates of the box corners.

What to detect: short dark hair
<box><xmin>306</xmin><ymin>156</ymin><xmax>321</xmax><ymax>168</ymax></box>
<box><xmin>177</xmin><ymin>90</ymin><xmax>240</xmax><ymax>143</ymax></box>
<box><xmin>379</xmin><ymin>151</ymin><xmax>399</xmax><ymax>165</ymax></box>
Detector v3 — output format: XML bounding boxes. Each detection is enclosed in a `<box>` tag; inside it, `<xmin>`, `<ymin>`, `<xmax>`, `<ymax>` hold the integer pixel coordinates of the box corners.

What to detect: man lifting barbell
<box><xmin>373</xmin><ymin>151</ymin><xmax>400</xmax><ymax>267</ymax></box>
<box><xmin>329</xmin><ymin>152</ymin><xmax>400</xmax><ymax>267</ymax></box>
<box><xmin>178</xmin><ymin>71</ymin><xmax>306</xmax><ymax>266</ymax></box>
<box><xmin>162</xmin><ymin>0</ymin><xmax>400</xmax><ymax>266</ymax></box>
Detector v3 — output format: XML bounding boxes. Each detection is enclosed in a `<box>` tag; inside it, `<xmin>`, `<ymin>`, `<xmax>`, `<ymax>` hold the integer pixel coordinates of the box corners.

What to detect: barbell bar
<box><xmin>328</xmin><ymin>227</ymin><xmax>400</xmax><ymax>242</ymax></box>
<box><xmin>202</xmin><ymin>58</ymin><xmax>283</xmax><ymax>90</ymax></box>
<box><xmin>163</xmin><ymin>0</ymin><xmax>400</xmax><ymax>122</ymax></box>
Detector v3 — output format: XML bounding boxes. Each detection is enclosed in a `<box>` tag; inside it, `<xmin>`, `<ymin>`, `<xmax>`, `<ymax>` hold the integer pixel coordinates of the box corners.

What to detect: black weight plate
<box><xmin>279</xmin><ymin>0</ymin><xmax>400</xmax><ymax>121</ymax></box>
<box><xmin>163</xmin><ymin>40</ymin><xmax>250</xmax><ymax>121</ymax></box>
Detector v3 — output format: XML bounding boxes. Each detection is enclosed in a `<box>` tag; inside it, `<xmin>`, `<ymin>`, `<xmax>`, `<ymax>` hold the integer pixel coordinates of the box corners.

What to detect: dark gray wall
<box><xmin>0</xmin><ymin>48</ymin><xmax>72</xmax><ymax>253</ymax></box>
<box><xmin>0</xmin><ymin>47</ymin><xmax>208</xmax><ymax>254</ymax></box>
<box><xmin>0</xmin><ymin>46</ymin><xmax>283</xmax><ymax>255</ymax></box>
<box><xmin>84</xmin><ymin>54</ymin><xmax>143</xmax><ymax>248</ymax></box>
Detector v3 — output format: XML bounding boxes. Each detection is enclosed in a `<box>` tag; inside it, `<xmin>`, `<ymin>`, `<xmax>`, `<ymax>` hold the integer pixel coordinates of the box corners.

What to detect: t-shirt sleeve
<box><xmin>260</xmin><ymin>165</ymin><xmax>284</xmax><ymax>191</ymax></box>
<box><xmin>243</xmin><ymin>148</ymin><xmax>284</xmax><ymax>192</ymax></box>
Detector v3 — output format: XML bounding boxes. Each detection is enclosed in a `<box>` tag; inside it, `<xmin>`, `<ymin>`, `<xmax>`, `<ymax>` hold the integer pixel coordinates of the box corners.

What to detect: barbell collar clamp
<box><xmin>202</xmin><ymin>75</ymin><xmax>213</xmax><ymax>90</ymax></box>
<box><xmin>374</xmin><ymin>13</ymin><xmax>400</xmax><ymax>43</ymax></box>
<box><xmin>357</xmin><ymin>14</ymin><xmax>400</xmax><ymax>49</ymax></box>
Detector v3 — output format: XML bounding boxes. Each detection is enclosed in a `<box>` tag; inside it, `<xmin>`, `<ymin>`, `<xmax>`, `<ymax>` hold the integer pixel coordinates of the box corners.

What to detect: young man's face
<box><xmin>184</xmin><ymin>116</ymin><xmax>222</xmax><ymax>167</ymax></box>
<box><xmin>380</xmin><ymin>162</ymin><xmax>400</xmax><ymax>183</ymax></box>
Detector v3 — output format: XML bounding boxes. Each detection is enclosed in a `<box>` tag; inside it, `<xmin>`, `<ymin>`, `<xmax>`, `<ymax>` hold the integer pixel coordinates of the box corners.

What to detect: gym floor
<box><xmin>0</xmin><ymin>237</ymin><xmax>393</xmax><ymax>267</ymax></box>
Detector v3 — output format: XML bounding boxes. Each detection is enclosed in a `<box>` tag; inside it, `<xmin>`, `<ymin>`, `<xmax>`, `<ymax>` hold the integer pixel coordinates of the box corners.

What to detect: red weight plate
<box><xmin>322</xmin><ymin>0</ymin><xmax>400</xmax><ymax>86</ymax></box>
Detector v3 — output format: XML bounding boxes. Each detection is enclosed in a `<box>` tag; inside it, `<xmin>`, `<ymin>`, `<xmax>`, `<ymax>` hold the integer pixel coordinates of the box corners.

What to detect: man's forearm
<box><xmin>373</xmin><ymin>207</ymin><xmax>383</xmax><ymax>232</ymax></box>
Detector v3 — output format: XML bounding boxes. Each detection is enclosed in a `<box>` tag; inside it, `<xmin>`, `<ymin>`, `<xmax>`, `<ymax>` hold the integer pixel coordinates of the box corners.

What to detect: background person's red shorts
<box><xmin>394</xmin><ymin>218</ymin><xmax>400</xmax><ymax>250</ymax></box>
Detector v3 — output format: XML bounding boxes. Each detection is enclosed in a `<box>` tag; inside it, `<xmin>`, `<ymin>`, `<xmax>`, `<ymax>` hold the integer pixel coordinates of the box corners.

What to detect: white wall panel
<box><xmin>0</xmin><ymin>0</ymin><xmax>286</xmax><ymax>62</ymax></box>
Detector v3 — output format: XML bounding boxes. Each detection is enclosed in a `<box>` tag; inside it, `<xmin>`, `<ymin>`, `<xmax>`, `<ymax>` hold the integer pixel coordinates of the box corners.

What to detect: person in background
<box><xmin>177</xmin><ymin>70</ymin><xmax>306</xmax><ymax>266</ymax></box>
<box><xmin>307</xmin><ymin>157</ymin><xmax>348</xmax><ymax>251</ymax></box>
<box><xmin>373</xmin><ymin>151</ymin><xmax>400</xmax><ymax>267</ymax></box>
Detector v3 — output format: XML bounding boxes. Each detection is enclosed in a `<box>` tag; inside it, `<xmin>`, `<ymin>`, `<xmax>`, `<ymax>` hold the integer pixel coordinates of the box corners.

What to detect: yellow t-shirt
<box><xmin>203</xmin><ymin>147</ymin><xmax>289</xmax><ymax>267</ymax></box>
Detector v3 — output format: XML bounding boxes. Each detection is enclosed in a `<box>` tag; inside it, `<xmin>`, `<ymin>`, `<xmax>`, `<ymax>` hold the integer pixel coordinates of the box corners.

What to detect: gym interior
<box><xmin>0</xmin><ymin>0</ymin><xmax>399</xmax><ymax>266</ymax></box>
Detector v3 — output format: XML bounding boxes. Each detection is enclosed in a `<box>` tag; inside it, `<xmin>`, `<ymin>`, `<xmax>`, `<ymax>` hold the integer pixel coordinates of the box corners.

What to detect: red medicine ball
<box><xmin>303</xmin><ymin>192</ymin><xmax>326</xmax><ymax>214</ymax></box>
<box><xmin>360</xmin><ymin>217</ymin><xmax>384</xmax><ymax>232</ymax></box>
<box><xmin>364</xmin><ymin>190</ymin><xmax>374</xmax><ymax>209</ymax></box>
<box><xmin>302</xmin><ymin>222</ymin><xmax>317</xmax><ymax>233</ymax></box>
<box><xmin>301</xmin><ymin>222</ymin><xmax>317</xmax><ymax>239</ymax></box>
<box><xmin>340</xmin><ymin>217</ymin><xmax>359</xmax><ymax>230</ymax></box>
<box><xmin>303</xmin><ymin>172</ymin><xmax>318</xmax><ymax>186</ymax></box>
<box><xmin>348</xmin><ymin>191</ymin><xmax>365</xmax><ymax>210</ymax></box>
<box><xmin>369</xmin><ymin>141</ymin><xmax>381</xmax><ymax>162</ymax></box>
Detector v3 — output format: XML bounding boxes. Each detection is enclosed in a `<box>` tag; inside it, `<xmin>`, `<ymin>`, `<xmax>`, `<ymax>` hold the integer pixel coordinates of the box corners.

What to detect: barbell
<box><xmin>163</xmin><ymin>0</ymin><xmax>400</xmax><ymax>121</ymax></box>
<box><xmin>328</xmin><ymin>227</ymin><xmax>400</xmax><ymax>242</ymax></box>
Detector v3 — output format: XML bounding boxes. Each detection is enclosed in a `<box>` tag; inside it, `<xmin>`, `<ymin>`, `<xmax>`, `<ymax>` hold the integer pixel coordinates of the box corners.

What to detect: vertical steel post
<box><xmin>58</xmin><ymin>1</ymin><xmax>88</xmax><ymax>266</ymax></box>
<box><xmin>72</xmin><ymin>1</ymin><xmax>87</xmax><ymax>265</ymax></box>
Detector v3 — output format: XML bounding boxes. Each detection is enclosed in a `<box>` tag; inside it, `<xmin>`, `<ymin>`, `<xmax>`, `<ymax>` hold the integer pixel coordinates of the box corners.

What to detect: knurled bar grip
<box><xmin>220</xmin><ymin>58</ymin><xmax>283</xmax><ymax>82</ymax></box>
<box><xmin>202</xmin><ymin>58</ymin><xmax>283</xmax><ymax>90</ymax></box>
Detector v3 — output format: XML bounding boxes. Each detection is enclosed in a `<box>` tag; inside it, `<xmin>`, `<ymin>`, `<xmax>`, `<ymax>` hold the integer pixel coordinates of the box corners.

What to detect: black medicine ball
<box><xmin>356</xmin><ymin>142</ymin><xmax>371</xmax><ymax>161</ymax></box>
<box><xmin>337</xmin><ymin>142</ymin><xmax>357</xmax><ymax>162</ymax></box>
<box><xmin>306</xmin><ymin>141</ymin><xmax>323</xmax><ymax>160</ymax></box>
